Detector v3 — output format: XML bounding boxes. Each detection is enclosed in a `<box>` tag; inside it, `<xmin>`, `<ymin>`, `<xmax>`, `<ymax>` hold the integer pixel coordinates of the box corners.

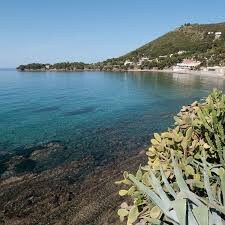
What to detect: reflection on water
<box><xmin>172</xmin><ymin>72</ymin><xmax>225</xmax><ymax>89</ymax></box>
<box><xmin>0</xmin><ymin>70</ymin><xmax>225</xmax><ymax>170</ymax></box>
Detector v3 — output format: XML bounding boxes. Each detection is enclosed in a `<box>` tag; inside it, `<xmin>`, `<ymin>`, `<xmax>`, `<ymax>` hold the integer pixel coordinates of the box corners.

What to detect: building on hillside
<box><xmin>173</xmin><ymin>59</ymin><xmax>201</xmax><ymax>72</ymax></box>
<box><xmin>215</xmin><ymin>32</ymin><xmax>222</xmax><ymax>39</ymax></box>
<box><xmin>177</xmin><ymin>50</ymin><xmax>186</xmax><ymax>55</ymax></box>
<box><xmin>159</xmin><ymin>55</ymin><xmax>167</xmax><ymax>59</ymax></box>
<box><xmin>45</xmin><ymin>64</ymin><xmax>50</xmax><ymax>69</ymax></box>
<box><xmin>137</xmin><ymin>57</ymin><xmax>149</xmax><ymax>66</ymax></box>
<box><xmin>141</xmin><ymin>57</ymin><xmax>149</xmax><ymax>61</ymax></box>
<box><xmin>207</xmin><ymin>31</ymin><xmax>222</xmax><ymax>40</ymax></box>
<box><xmin>124</xmin><ymin>60</ymin><xmax>134</xmax><ymax>66</ymax></box>
<box><xmin>159</xmin><ymin>55</ymin><xmax>167</xmax><ymax>58</ymax></box>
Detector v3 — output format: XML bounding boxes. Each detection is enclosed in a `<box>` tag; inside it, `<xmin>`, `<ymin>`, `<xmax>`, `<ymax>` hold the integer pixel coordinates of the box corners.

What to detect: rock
<box><xmin>0</xmin><ymin>149</ymin><xmax>145</xmax><ymax>225</ymax></box>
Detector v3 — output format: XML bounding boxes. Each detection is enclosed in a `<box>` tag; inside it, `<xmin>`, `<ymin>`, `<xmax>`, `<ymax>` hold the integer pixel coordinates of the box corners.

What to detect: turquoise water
<box><xmin>1</xmin><ymin>70</ymin><xmax>225</xmax><ymax>166</ymax></box>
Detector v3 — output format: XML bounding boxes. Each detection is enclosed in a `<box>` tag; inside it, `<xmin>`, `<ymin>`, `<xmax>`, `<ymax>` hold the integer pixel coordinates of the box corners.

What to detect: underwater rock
<box><xmin>0</xmin><ymin>146</ymin><xmax>145</xmax><ymax>225</ymax></box>
<box><xmin>0</xmin><ymin>141</ymin><xmax>65</xmax><ymax>179</ymax></box>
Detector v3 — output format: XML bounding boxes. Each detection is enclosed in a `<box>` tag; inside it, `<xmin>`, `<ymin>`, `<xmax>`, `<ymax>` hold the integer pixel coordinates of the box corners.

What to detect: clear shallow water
<box><xmin>1</xmin><ymin>70</ymin><xmax>225</xmax><ymax>165</ymax></box>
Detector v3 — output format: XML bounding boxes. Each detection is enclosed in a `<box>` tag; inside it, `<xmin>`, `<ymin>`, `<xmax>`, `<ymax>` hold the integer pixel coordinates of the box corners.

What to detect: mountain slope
<box><xmin>17</xmin><ymin>22</ymin><xmax>225</xmax><ymax>71</ymax></box>
<box><xmin>100</xmin><ymin>22</ymin><xmax>225</xmax><ymax>70</ymax></box>
<box><xmin>124</xmin><ymin>22</ymin><xmax>225</xmax><ymax>59</ymax></box>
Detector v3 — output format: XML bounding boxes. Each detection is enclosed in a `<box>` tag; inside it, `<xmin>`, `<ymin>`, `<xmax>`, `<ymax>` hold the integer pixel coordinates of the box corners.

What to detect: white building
<box><xmin>124</xmin><ymin>60</ymin><xmax>134</xmax><ymax>66</ymax></box>
<box><xmin>137</xmin><ymin>57</ymin><xmax>149</xmax><ymax>66</ymax></box>
<box><xmin>159</xmin><ymin>55</ymin><xmax>167</xmax><ymax>59</ymax></box>
<box><xmin>207</xmin><ymin>31</ymin><xmax>222</xmax><ymax>40</ymax></box>
<box><xmin>177</xmin><ymin>50</ymin><xmax>186</xmax><ymax>55</ymax></box>
<box><xmin>45</xmin><ymin>64</ymin><xmax>50</xmax><ymax>69</ymax></box>
<box><xmin>173</xmin><ymin>59</ymin><xmax>201</xmax><ymax>72</ymax></box>
<box><xmin>215</xmin><ymin>32</ymin><xmax>222</xmax><ymax>39</ymax></box>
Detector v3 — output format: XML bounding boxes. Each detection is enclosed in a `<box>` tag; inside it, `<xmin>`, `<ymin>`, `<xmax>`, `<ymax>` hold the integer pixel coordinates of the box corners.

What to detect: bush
<box><xmin>117</xmin><ymin>89</ymin><xmax>225</xmax><ymax>225</ymax></box>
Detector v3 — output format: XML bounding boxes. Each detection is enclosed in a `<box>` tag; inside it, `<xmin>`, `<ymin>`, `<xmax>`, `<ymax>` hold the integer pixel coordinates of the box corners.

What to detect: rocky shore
<box><xmin>0</xmin><ymin>142</ymin><xmax>146</xmax><ymax>225</ymax></box>
<box><xmin>17</xmin><ymin>68</ymin><xmax>225</xmax><ymax>78</ymax></box>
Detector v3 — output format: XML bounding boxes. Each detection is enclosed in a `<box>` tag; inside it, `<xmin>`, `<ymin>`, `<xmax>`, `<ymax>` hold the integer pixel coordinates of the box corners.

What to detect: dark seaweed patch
<box><xmin>0</xmin><ymin>92</ymin><xmax>17</xmax><ymax>97</ymax></box>
<box><xmin>15</xmin><ymin>159</ymin><xmax>37</xmax><ymax>173</ymax></box>
<box><xmin>0</xmin><ymin>162</ymin><xmax>7</xmax><ymax>176</ymax></box>
<box><xmin>55</xmin><ymin>95</ymin><xmax>68</xmax><ymax>100</ymax></box>
<box><xmin>32</xmin><ymin>106</ymin><xmax>60</xmax><ymax>113</ymax></box>
<box><xmin>64</xmin><ymin>106</ymin><xmax>96</xmax><ymax>116</ymax></box>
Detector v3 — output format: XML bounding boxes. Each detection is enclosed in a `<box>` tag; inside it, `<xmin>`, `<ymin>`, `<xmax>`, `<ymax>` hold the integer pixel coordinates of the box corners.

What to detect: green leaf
<box><xmin>193</xmin><ymin>180</ymin><xmax>204</xmax><ymax>189</ymax></box>
<box><xmin>191</xmin><ymin>101</ymin><xmax>198</xmax><ymax>106</ymax></box>
<box><xmin>192</xmin><ymin>207</ymin><xmax>208</xmax><ymax>225</ymax></box>
<box><xmin>127</xmin><ymin>206</ymin><xmax>139</xmax><ymax>224</ymax></box>
<box><xmin>129</xmin><ymin>174</ymin><xmax>178</xmax><ymax>223</ymax></box>
<box><xmin>202</xmin><ymin>151</ymin><xmax>214</xmax><ymax>203</ymax></box>
<box><xmin>193</xmin><ymin>174</ymin><xmax>201</xmax><ymax>182</ymax></box>
<box><xmin>203</xmin><ymin>142</ymin><xmax>211</xmax><ymax>149</ymax></box>
<box><xmin>173</xmin><ymin>199</ymin><xmax>187</xmax><ymax>225</ymax></box>
<box><xmin>186</xmin><ymin>127</ymin><xmax>193</xmax><ymax>140</ymax></box>
<box><xmin>119</xmin><ymin>190</ymin><xmax>128</xmax><ymax>196</ymax></box>
<box><xmin>215</xmin><ymin>135</ymin><xmax>225</xmax><ymax>166</ymax></box>
<box><xmin>117</xmin><ymin>208</ymin><xmax>129</xmax><ymax>222</ymax></box>
<box><xmin>197</xmin><ymin>109</ymin><xmax>213</xmax><ymax>132</ymax></box>
<box><xmin>219</xmin><ymin>168</ymin><xmax>225</xmax><ymax>206</ymax></box>
<box><xmin>151</xmin><ymin>139</ymin><xmax>159</xmax><ymax>145</ymax></box>
<box><xmin>142</xmin><ymin>172</ymin><xmax>151</xmax><ymax>186</ymax></box>
<box><xmin>144</xmin><ymin>217</ymin><xmax>168</xmax><ymax>225</ymax></box>
<box><xmin>127</xmin><ymin>186</ymin><xmax>136</xmax><ymax>195</ymax></box>
<box><xmin>205</xmin><ymin>132</ymin><xmax>216</xmax><ymax>150</ymax></box>
<box><xmin>186</xmin><ymin>156</ymin><xmax>193</xmax><ymax>164</ymax></box>
<box><xmin>123</xmin><ymin>171</ymin><xmax>129</xmax><ymax>179</ymax></box>
<box><xmin>181</xmin><ymin>138</ymin><xmax>188</xmax><ymax>150</ymax></box>
<box><xmin>136</xmin><ymin>168</ymin><xmax>143</xmax><ymax>180</ymax></box>
<box><xmin>174</xmin><ymin>116</ymin><xmax>183</xmax><ymax>124</ymax></box>
<box><xmin>185</xmin><ymin>165</ymin><xmax>195</xmax><ymax>175</ymax></box>
<box><xmin>154</xmin><ymin>133</ymin><xmax>161</xmax><ymax>142</ymax></box>
<box><xmin>160</xmin><ymin>167</ymin><xmax>176</xmax><ymax>198</ymax></box>
<box><xmin>171</xmin><ymin>151</ymin><xmax>189</xmax><ymax>192</ymax></box>
<box><xmin>149</xmin><ymin>171</ymin><xmax>171</xmax><ymax>210</ymax></box>
<box><xmin>115</xmin><ymin>179</ymin><xmax>131</xmax><ymax>185</ymax></box>
<box><xmin>150</xmin><ymin>206</ymin><xmax>161</xmax><ymax>219</ymax></box>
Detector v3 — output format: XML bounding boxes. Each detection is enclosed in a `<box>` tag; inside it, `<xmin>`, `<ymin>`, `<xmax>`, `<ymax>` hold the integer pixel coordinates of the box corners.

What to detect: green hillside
<box><xmin>101</xmin><ymin>22</ymin><xmax>225</xmax><ymax>70</ymax></box>
<box><xmin>17</xmin><ymin>22</ymin><xmax>225</xmax><ymax>71</ymax></box>
<box><xmin>125</xmin><ymin>23</ymin><xmax>225</xmax><ymax>59</ymax></box>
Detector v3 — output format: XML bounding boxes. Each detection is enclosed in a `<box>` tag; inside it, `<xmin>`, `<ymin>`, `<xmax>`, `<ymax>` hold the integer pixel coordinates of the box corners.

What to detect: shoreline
<box><xmin>17</xmin><ymin>68</ymin><xmax>225</xmax><ymax>78</ymax></box>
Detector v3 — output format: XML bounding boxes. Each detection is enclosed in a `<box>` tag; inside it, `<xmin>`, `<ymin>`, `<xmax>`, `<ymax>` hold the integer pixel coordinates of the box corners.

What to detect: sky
<box><xmin>1</xmin><ymin>0</ymin><xmax>225</xmax><ymax>68</ymax></box>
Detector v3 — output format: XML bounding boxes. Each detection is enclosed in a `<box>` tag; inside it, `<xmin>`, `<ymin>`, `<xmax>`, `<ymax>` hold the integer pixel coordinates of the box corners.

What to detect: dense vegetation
<box><xmin>108</xmin><ymin>22</ymin><xmax>225</xmax><ymax>70</ymax></box>
<box><xmin>117</xmin><ymin>89</ymin><xmax>225</xmax><ymax>224</ymax></box>
<box><xmin>17</xmin><ymin>22</ymin><xmax>225</xmax><ymax>71</ymax></box>
<box><xmin>17</xmin><ymin>62</ymin><xmax>89</xmax><ymax>71</ymax></box>
<box><xmin>124</xmin><ymin>23</ymin><xmax>225</xmax><ymax>59</ymax></box>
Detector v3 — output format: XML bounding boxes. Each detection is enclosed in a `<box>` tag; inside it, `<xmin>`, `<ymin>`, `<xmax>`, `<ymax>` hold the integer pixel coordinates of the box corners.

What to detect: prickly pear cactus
<box><xmin>117</xmin><ymin>89</ymin><xmax>225</xmax><ymax>225</ymax></box>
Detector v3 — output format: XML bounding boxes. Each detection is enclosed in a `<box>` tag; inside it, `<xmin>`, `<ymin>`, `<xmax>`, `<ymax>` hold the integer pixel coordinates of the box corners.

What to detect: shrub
<box><xmin>117</xmin><ymin>89</ymin><xmax>225</xmax><ymax>225</ymax></box>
